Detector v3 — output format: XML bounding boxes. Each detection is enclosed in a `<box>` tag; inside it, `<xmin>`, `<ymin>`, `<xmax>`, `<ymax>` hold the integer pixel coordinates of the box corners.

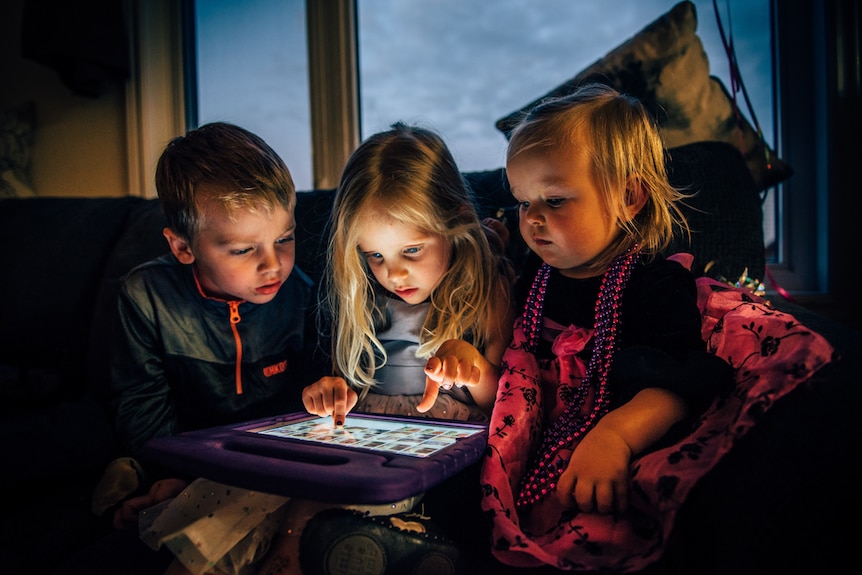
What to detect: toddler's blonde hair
<box><xmin>507</xmin><ymin>83</ymin><xmax>690</xmax><ymax>273</ymax></box>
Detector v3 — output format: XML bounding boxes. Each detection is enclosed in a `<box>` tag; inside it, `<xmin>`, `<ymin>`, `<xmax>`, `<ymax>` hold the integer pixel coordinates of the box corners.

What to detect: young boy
<box><xmin>100</xmin><ymin>122</ymin><xmax>325</xmax><ymax>537</ymax></box>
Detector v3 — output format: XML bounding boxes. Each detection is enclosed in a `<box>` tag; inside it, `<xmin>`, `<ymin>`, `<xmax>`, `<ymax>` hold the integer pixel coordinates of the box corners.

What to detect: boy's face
<box><xmin>165</xmin><ymin>195</ymin><xmax>296</xmax><ymax>304</ymax></box>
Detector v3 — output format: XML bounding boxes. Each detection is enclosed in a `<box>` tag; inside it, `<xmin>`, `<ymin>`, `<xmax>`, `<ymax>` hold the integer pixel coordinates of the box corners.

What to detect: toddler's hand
<box><xmin>302</xmin><ymin>376</ymin><xmax>358</xmax><ymax>426</ymax></box>
<box><xmin>419</xmin><ymin>339</ymin><xmax>483</xmax><ymax>413</ymax></box>
<box><xmin>555</xmin><ymin>427</ymin><xmax>632</xmax><ymax>515</ymax></box>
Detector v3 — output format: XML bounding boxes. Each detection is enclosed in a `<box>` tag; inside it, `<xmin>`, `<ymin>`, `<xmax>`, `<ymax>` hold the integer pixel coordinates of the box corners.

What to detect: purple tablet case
<box><xmin>141</xmin><ymin>412</ymin><xmax>488</xmax><ymax>504</ymax></box>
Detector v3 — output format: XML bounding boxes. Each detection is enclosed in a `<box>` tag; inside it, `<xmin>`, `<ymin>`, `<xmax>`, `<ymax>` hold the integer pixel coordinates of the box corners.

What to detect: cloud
<box><xmin>358</xmin><ymin>0</ymin><xmax>772</xmax><ymax>172</ymax></box>
<box><xmin>195</xmin><ymin>0</ymin><xmax>772</xmax><ymax>186</ymax></box>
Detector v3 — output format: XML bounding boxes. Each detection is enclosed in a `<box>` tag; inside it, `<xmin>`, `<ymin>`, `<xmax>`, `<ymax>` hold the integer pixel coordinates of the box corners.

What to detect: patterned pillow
<box><xmin>495</xmin><ymin>0</ymin><xmax>791</xmax><ymax>192</ymax></box>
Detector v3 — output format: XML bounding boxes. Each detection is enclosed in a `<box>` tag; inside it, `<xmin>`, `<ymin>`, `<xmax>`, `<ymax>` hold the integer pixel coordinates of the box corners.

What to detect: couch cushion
<box><xmin>0</xmin><ymin>197</ymin><xmax>150</xmax><ymax>404</ymax></box>
<box><xmin>495</xmin><ymin>0</ymin><xmax>791</xmax><ymax>192</ymax></box>
<box><xmin>87</xmin><ymin>199</ymin><xmax>169</xmax><ymax>398</ymax></box>
<box><xmin>294</xmin><ymin>187</ymin><xmax>336</xmax><ymax>287</ymax></box>
<box><xmin>665</xmin><ymin>141</ymin><xmax>764</xmax><ymax>281</ymax></box>
<box><xmin>464</xmin><ymin>169</ymin><xmax>513</xmax><ymax>218</ymax></box>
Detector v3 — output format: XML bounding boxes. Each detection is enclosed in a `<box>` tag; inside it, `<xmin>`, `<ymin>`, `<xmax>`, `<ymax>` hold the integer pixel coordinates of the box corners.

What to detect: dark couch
<box><xmin>1</xmin><ymin>141</ymin><xmax>859</xmax><ymax>574</ymax></box>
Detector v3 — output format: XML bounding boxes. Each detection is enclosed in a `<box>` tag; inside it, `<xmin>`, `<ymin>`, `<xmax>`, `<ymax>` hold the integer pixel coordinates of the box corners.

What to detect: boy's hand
<box><xmin>419</xmin><ymin>339</ymin><xmax>483</xmax><ymax>412</ymax></box>
<box><xmin>302</xmin><ymin>376</ymin><xmax>358</xmax><ymax>426</ymax></box>
<box><xmin>112</xmin><ymin>477</ymin><xmax>189</xmax><ymax>530</ymax></box>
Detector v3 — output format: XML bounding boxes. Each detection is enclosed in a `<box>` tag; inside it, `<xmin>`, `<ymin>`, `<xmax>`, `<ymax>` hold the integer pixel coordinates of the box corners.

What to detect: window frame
<box><xmin>306</xmin><ymin>0</ymin><xmax>360</xmax><ymax>190</ymax></box>
<box><xmin>767</xmin><ymin>0</ymin><xmax>857</xmax><ymax>314</ymax></box>
<box><xmin>766</xmin><ymin>0</ymin><xmax>826</xmax><ymax>296</ymax></box>
<box><xmin>125</xmin><ymin>0</ymin><xmax>187</xmax><ymax>199</ymax></box>
<box><xmin>132</xmin><ymin>0</ymin><xmax>851</xmax><ymax>309</ymax></box>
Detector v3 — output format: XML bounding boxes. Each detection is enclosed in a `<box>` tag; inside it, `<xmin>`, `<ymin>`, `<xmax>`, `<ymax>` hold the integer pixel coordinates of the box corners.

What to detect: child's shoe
<box><xmin>90</xmin><ymin>457</ymin><xmax>146</xmax><ymax>516</ymax></box>
<box><xmin>299</xmin><ymin>508</ymin><xmax>466</xmax><ymax>575</ymax></box>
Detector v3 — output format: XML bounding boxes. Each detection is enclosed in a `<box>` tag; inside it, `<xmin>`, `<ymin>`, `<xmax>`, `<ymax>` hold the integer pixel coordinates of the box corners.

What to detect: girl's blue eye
<box><xmin>518</xmin><ymin>201</ymin><xmax>530</xmax><ymax>210</ymax></box>
<box><xmin>404</xmin><ymin>246</ymin><xmax>421</xmax><ymax>255</ymax></box>
<box><xmin>276</xmin><ymin>235</ymin><xmax>295</xmax><ymax>245</ymax></box>
<box><xmin>231</xmin><ymin>247</ymin><xmax>252</xmax><ymax>255</ymax></box>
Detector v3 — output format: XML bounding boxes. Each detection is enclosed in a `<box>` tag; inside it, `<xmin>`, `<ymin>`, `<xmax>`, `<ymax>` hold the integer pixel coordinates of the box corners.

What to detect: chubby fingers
<box><xmin>592</xmin><ymin>481</ymin><xmax>626</xmax><ymax>515</ymax></box>
<box><xmin>418</xmin><ymin>355</ymin><xmax>481</xmax><ymax>412</ymax></box>
<box><xmin>558</xmin><ymin>476</ymin><xmax>627</xmax><ymax>515</ymax></box>
<box><xmin>573</xmin><ymin>479</ymin><xmax>622</xmax><ymax>515</ymax></box>
<box><xmin>425</xmin><ymin>354</ymin><xmax>481</xmax><ymax>389</ymax></box>
<box><xmin>302</xmin><ymin>376</ymin><xmax>358</xmax><ymax>425</ymax></box>
<box><xmin>417</xmin><ymin>374</ymin><xmax>441</xmax><ymax>413</ymax></box>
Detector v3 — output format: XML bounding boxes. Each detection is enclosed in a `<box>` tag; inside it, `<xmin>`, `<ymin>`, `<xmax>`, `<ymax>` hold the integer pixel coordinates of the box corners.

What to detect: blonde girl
<box><xmin>303</xmin><ymin>122</ymin><xmax>514</xmax><ymax>424</ymax></box>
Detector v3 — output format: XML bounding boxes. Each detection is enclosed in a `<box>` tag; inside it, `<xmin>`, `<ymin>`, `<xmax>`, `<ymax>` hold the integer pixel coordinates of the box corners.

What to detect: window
<box><xmin>193</xmin><ymin>0</ymin><xmax>312</xmax><ymax>189</ymax></box>
<box><xmin>355</xmin><ymin>0</ymin><xmax>777</xmax><ymax>264</ymax></box>
<box><xmin>357</xmin><ymin>1</ymin><xmax>773</xmax><ymax>169</ymax></box>
<box><xmin>188</xmin><ymin>0</ymin><xmax>832</xmax><ymax>299</ymax></box>
<box><xmin>192</xmin><ymin>1</ymin><xmax>774</xmax><ymax>205</ymax></box>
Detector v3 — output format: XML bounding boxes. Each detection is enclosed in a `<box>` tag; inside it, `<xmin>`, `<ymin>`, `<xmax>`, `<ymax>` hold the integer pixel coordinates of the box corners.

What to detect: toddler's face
<box><xmin>189</xmin><ymin>200</ymin><xmax>296</xmax><ymax>303</ymax></box>
<box><xmin>508</xmin><ymin>142</ymin><xmax>620</xmax><ymax>279</ymax></box>
<box><xmin>356</xmin><ymin>216</ymin><xmax>450</xmax><ymax>305</ymax></box>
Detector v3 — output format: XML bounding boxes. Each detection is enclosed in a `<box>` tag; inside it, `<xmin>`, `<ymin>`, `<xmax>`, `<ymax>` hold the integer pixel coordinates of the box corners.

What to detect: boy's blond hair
<box><xmin>507</xmin><ymin>83</ymin><xmax>690</xmax><ymax>273</ymax></box>
<box><xmin>327</xmin><ymin>123</ymin><xmax>504</xmax><ymax>395</ymax></box>
<box><xmin>155</xmin><ymin>122</ymin><xmax>295</xmax><ymax>241</ymax></box>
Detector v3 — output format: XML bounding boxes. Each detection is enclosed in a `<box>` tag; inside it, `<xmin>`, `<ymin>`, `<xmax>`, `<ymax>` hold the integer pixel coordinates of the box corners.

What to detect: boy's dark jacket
<box><xmin>109</xmin><ymin>254</ymin><xmax>325</xmax><ymax>458</ymax></box>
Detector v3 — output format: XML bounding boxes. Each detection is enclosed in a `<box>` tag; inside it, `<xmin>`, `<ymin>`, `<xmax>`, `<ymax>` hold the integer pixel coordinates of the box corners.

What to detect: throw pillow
<box><xmin>495</xmin><ymin>0</ymin><xmax>791</xmax><ymax>191</ymax></box>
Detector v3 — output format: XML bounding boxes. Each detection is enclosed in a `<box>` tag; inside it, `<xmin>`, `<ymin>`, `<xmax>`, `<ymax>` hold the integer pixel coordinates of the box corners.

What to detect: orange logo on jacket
<box><xmin>263</xmin><ymin>360</ymin><xmax>288</xmax><ymax>377</ymax></box>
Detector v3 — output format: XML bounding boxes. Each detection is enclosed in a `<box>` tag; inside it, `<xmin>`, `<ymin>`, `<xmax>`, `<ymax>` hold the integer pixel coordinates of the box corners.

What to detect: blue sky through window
<box><xmin>195</xmin><ymin>0</ymin><xmax>772</xmax><ymax>194</ymax></box>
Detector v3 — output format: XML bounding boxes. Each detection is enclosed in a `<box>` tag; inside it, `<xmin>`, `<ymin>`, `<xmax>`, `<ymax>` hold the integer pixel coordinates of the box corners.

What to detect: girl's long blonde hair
<box><xmin>507</xmin><ymin>83</ymin><xmax>691</xmax><ymax>274</ymax></box>
<box><xmin>327</xmin><ymin>123</ymin><xmax>503</xmax><ymax>396</ymax></box>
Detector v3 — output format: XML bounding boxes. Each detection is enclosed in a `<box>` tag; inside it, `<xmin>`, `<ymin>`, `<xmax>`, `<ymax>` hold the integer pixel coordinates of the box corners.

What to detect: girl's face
<box><xmin>165</xmin><ymin>194</ymin><xmax>296</xmax><ymax>303</ymax></box>
<box><xmin>356</xmin><ymin>215</ymin><xmax>450</xmax><ymax>304</ymax></box>
<box><xmin>508</xmin><ymin>142</ymin><xmax>623</xmax><ymax>279</ymax></box>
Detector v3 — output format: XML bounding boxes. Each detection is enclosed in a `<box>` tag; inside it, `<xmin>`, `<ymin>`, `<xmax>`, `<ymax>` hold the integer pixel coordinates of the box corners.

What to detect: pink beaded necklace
<box><xmin>516</xmin><ymin>244</ymin><xmax>641</xmax><ymax>508</ymax></box>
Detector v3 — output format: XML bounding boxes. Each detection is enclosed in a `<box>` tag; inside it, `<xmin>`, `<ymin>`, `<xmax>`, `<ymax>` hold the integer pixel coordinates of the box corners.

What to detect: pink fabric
<box><xmin>480</xmin><ymin>271</ymin><xmax>836</xmax><ymax>571</ymax></box>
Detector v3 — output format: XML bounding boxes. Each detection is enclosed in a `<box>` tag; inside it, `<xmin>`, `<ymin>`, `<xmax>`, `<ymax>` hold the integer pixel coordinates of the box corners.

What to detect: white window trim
<box><xmin>127</xmin><ymin>0</ymin><xmax>356</xmax><ymax>195</ymax></box>
<box><xmin>307</xmin><ymin>0</ymin><xmax>360</xmax><ymax>190</ymax></box>
<box><xmin>125</xmin><ymin>0</ymin><xmax>186</xmax><ymax>198</ymax></box>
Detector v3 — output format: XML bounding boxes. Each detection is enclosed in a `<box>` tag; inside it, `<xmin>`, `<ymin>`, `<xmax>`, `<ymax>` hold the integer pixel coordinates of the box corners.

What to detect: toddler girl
<box><xmin>480</xmin><ymin>83</ymin><xmax>734</xmax><ymax>569</ymax></box>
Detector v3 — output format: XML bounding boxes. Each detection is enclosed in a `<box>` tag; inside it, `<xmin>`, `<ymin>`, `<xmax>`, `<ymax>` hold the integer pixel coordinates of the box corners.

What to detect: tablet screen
<box><xmin>245</xmin><ymin>414</ymin><xmax>484</xmax><ymax>458</ymax></box>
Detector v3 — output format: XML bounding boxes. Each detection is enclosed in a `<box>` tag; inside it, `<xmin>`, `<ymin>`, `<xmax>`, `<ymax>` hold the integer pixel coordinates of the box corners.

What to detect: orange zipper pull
<box><xmin>228</xmin><ymin>301</ymin><xmax>243</xmax><ymax>394</ymax></box>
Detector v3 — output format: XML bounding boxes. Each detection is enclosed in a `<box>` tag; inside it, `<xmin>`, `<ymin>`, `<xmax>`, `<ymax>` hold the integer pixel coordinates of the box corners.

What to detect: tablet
<box><xmin>141</xmin><ymin>412</ymin><xmax>488</xmax><ymax>504</ymax></box>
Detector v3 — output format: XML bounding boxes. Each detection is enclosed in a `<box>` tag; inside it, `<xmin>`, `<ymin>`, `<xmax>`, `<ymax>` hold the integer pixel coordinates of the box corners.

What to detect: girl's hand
<box><xmin>419</xmin><ymin>339</ymin><xmax>484</xmax><ymax>412</ymax></box>
<box><xmin>555</xmin><ymin>426</ymin><xmax>632</xmax><ymax>515</ymax></box>
<box><xmin>302</xmin><ymin>376</ymin><xmax>358</xmax><ymax>426</ymax></box>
